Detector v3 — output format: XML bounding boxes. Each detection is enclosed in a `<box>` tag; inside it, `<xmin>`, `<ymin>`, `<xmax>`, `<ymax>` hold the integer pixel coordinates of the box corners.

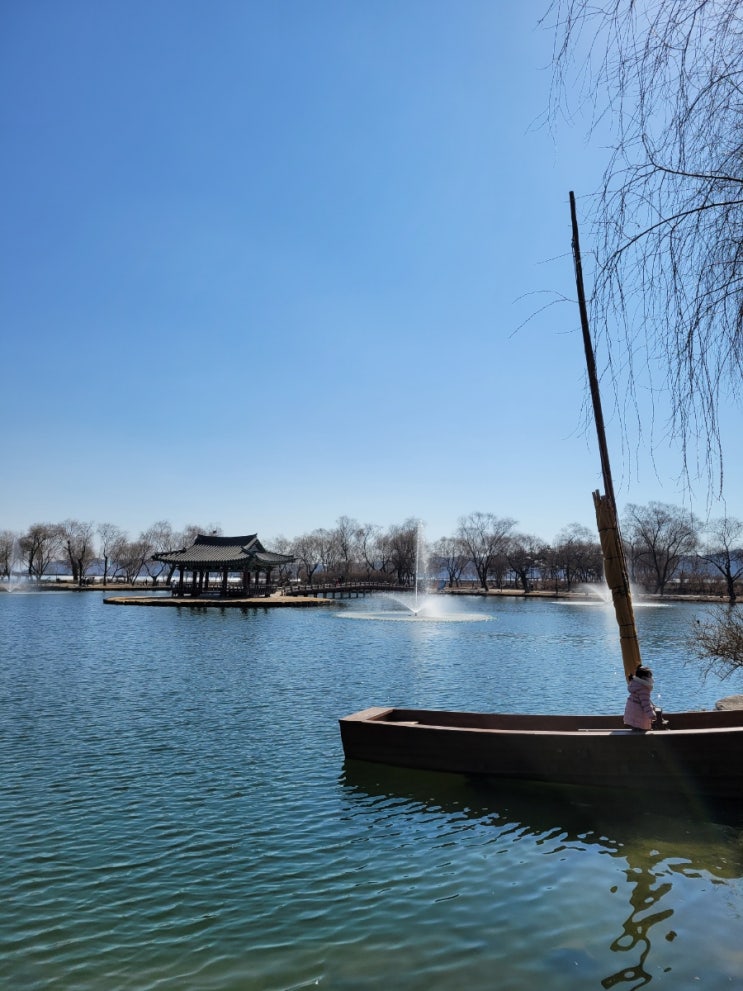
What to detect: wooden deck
<box><xmin>103</xmin><ymin>593</ymin><xmax>338</xmax><ymax>608</ymax></box>
<box><xmin>103</xmin><ymin>581</ymin><xmax>408</xmax><ymax>607</ymax></box>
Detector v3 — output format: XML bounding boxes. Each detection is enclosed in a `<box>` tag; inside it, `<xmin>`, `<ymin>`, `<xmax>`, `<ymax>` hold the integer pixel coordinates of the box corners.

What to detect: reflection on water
<box><xmin>341</xmin><ymin>761</ymin><xmax>743</xmax><ymax>990</ymax></box>
<box><xmin>337</xmin><ymin>610</ymin><xmax>488</xmax><ymax>622</ymax></box>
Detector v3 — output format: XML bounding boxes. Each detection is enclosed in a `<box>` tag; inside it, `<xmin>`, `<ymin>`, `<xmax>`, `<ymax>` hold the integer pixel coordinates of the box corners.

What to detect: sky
<box><xmin>1</xmin><ymin>1</ymin><xmax>740</xmax><ymax>546</ymax></box>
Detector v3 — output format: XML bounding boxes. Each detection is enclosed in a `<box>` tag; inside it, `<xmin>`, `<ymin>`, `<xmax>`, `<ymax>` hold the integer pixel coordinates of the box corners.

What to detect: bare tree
<box><xmin>385</xmin><ymin>519</ymin><xmax>421</xmax><ymax>586</ymax></box>
<box><xmin>270</xmin><ymin>535</ymin><xmax>296</xmax><ymax>583</ymax></box>
<box><xmin>689</xmin><ymin>606</ymin><xmax>743</xmax><ymax>680</ymax></box>
<box><xmin>0</xmin><ymin>530</ymin><xmax>18</xmax><ymax>582</ymax></box>
<box><xmin>332</xmin><ymin>516</ymin><xmax>361</xmax><ymax>582</ymax></box>
<box><xmin>356</xmin><ymin>523</ymin><xmax>383</xmax><ymax>579</ymax></box>
<box><xmin>111</xmin><ymin>537</ymin><xmax>150</xmax><ymax>584</ymax></box>
<box><xmin>622</xmin><ymin>502</ymin><xmax>699</xmax><ymax>594</ymax></box>
<box><xmin>97</xmin><ymin>522</ymin><xmax>125</xmax><ymax>584</ymax></box>
<box><xmin>547</xmin><ymin>0</ymin><xmax>743</xmax><ymax>490</ymax></box>
<box><xmin>60</xmin><ymin>519</ymin><xmax>96</xmax><ymax>586</ymax></box>
<box><xmin>551</xmin><ymin>523</ymin><xmax>603</xmax><ymax>589</ymax></box>
<box><xmin>456</xmin><ymin>512</ymin><xmax>516</xmax><ymax>591</ymax></box>
<box><xmin>698</xmin><ymin>516</ymin><xmax>743</xmax><ymax>605</ymax></box>
<box><xmin>314</xmin><ymin>528</ymin><xmax>340</xmax><ymax>582</ymax></box>
<box><xmin>291</xmin><ymin>532</ymin><xmax>324</xmax><ymax>586</ymax></box>
<box><xmin>430</xmin><ymin>536</ymin><xmax>469</xmax><ymax>588</ymax></box>
<box><xmin>18</xmin><ymin>523</ymin><xmax>64</xmax><ymax>581</ymax></box>
<box><xmin>142</xmin><ymin>521</ymin><xmax>178</xmax><ymax>585</ymax></box>
<box><xmin>369</xmin><ymin>527</ymin><xmax>398</xmax><ymax>581</ymax></box>
<box><xmin>506</xmin><ymin>534</ymin><xmax>547</xmax><ymax>593</ymax></box>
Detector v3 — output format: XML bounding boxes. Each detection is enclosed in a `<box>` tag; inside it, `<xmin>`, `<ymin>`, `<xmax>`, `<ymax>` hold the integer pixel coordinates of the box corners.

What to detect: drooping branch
<box><xmin>545</xmin><ymin>0</ymin><xmax>743</xmax><ymax>495</ymax></box>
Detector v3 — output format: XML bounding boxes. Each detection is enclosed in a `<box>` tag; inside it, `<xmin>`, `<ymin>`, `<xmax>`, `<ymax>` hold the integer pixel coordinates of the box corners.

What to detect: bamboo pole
<box><xmin>570</xmin><ymin>191</ymin><xmax>642</xmax><ymax>681</ymax></box>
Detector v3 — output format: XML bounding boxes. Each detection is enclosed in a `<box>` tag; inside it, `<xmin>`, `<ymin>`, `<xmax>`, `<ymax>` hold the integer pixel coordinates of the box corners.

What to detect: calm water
<box><xmin>1</xmin><ymin>591</ymin><xmax>741</xmax><ymax>990</ymax></box>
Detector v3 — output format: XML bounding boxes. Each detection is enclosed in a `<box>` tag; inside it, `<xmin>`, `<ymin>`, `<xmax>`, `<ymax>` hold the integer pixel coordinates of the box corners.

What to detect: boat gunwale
<box><xmin>340</xmin><ymin>706</ymin><xmax>743</xmax><ymax>737</ymax></box>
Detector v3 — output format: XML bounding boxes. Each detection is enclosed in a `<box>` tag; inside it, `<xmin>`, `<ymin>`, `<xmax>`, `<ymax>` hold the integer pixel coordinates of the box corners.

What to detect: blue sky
<box><xmin>2</xmin><ymin>1</ymin><xmax>740</xmax><ymax>545</ymax></box>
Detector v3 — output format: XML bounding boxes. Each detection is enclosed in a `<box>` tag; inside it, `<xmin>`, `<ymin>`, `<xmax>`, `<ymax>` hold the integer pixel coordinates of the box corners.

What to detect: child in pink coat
<box><xmin>623</xmin><ymin>665</ymin><xmax>657</xmax><ymax>731</ymax></box>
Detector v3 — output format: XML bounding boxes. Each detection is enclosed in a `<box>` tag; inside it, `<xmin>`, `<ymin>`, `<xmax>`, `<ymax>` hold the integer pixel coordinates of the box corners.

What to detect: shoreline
<box><xmin>102</xmin><ymin>594</ymin><xmax>337</xmax><ymax>608</ymax></box>
<box><xmin>2</xmin><ymin>584</ymin><xmax>734</xmax><ymax>606</ymax></box>
<box><xmin>445</xmin><ymin>588</ymin><xmax>734</xmax><ymax>604</ymax></box>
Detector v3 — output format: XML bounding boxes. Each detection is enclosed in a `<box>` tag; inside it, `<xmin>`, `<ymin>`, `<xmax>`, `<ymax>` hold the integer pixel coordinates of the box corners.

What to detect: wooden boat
<box><xmin>339</xmin><ymin>706</ymin><xmax>743</xmax><ymax>802</ymax></box>
<box><xmin>339</xmin><ymin>196</ymin><xmax>743</xmax><ymax>809</ymax></box>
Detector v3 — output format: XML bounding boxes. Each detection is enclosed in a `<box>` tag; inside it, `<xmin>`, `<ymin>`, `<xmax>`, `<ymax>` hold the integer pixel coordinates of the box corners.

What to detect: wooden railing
<box><xmin>170</xmin><ymin>580</ymin><xmax>411</xmax><ymax>600</ymax></box>
<box><xmin>281</xmin><ymin>581</ymin><xmax>409</xmax><ymax>599</ymax></box>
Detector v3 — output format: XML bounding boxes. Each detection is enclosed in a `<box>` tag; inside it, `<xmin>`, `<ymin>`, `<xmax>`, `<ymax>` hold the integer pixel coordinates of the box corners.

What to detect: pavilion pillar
<box><xmin>222</xmin><ymin>567</ymin><xmax>228</xmax><ymax>596</ymax></box>
<box><xmin>190</xmin><ymin>570</ymin><xmax>198</xmax><ymax>595</ymax></box>
<box><xmin>265</xmin><ymin>567</ymin><xmax>272</xmax><ymax>596</ymax></box>
<box><xmin>242</xmin><ymin>570</ymin><xmax>249</xmax><ymax>595</ymax></box>
<box><xmin>178</xmin><ymin>567</ymin><xmax>184</xmax><ymax>596</ymax></box>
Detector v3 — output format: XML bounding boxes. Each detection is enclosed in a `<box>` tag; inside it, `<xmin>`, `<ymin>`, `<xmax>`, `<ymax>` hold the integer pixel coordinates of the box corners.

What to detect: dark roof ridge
<box><xmin>193</xmin><ymin>533</ymin><xmax>257</xmax><ymax>547</ymax></box>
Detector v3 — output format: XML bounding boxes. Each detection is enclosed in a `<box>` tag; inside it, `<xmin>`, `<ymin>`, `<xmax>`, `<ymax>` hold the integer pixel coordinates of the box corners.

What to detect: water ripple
<box><xmin>1</xmin><ymin>594</ymin><xmax>742</xmax><ymax>989</ymax></box>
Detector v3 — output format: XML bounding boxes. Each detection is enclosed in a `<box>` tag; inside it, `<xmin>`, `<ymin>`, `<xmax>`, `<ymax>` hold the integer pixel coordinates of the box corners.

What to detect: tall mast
<box><xmin>569</xmin><ymin>191</ymin><xmax>642</xmax><ymax>680</ymax></box>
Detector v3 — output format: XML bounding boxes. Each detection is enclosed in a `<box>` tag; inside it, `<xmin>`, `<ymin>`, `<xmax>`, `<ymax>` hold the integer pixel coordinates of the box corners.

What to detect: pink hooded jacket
<box><xmin>623</xmin><ymin>674</ymin><xmax>656</xmax><ymax>730</ymax></box>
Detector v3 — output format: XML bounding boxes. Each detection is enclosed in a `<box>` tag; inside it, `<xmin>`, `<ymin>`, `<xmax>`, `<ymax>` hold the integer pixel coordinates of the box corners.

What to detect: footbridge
<box><xmin>281</xmin><ymin>581</ymin><xmax>409</xmax><ymax>600</ymax></box>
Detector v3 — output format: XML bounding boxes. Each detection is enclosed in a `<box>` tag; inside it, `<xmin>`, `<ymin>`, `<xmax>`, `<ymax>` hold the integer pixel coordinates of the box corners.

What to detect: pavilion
<box><xmin>153</xmin><ymin>533</ymin><xmax>295</xmax><ymax>598</ymax></box>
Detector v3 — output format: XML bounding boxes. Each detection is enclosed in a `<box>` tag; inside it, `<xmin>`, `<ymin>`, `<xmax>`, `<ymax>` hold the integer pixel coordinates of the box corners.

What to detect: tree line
<box><xmin>2</xmin><ymin>504</ymin><xmax>741</xmax><ymax>603</ymax></box>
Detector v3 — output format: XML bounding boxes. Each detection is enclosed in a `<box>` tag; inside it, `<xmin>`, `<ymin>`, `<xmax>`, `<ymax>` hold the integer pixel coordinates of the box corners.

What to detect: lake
<box><xmin>1</xmin><ymin>591</ymin><xmax>741</xmax><ymax>990</ymax></box>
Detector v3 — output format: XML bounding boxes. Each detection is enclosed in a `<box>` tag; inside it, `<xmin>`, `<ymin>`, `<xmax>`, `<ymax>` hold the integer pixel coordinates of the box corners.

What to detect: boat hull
<box><xmin>339</xmin><ymin>707</ymin><xmax>743</xmax><ymax>802</ymax></box>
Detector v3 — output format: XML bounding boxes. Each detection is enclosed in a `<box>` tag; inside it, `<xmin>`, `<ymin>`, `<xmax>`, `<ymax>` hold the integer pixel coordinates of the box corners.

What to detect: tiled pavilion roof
<box><xmin>153</xmin><ymin>533</ymin><xmax>294</xmax><ymax>571</ymax></box>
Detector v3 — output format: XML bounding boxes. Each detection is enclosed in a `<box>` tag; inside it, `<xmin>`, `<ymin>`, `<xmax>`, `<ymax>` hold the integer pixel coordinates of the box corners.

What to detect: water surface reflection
<box><xmin>341</xmin><ymin>761</ymin><xmax>743</xmax><ymax>989</ymax></box>
<box><xmin>3</xmin><ymin>592</ymin><xmax>742</xmax><ymax>990</ymax></box>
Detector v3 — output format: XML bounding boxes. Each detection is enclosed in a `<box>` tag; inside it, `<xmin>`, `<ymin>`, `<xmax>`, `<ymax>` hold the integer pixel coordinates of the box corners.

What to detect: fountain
<box><xmin>556</xmin><ymin>581</ymin><xmax>666</xmax><ymax>608</ymax></box>
<box><xmin>573</xmin><ymin>581</ymin><xmax>613</xmax><ymax>604</ymax></box>
<box><xmin>1</xmin><ymin>547</ymin><xmax>28</xmax><ymax>592</ymax></box>
<box><xmin>338</xmin><ymin>522</ymin><xmax>489</xmax><ymax>623</ymax></box>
